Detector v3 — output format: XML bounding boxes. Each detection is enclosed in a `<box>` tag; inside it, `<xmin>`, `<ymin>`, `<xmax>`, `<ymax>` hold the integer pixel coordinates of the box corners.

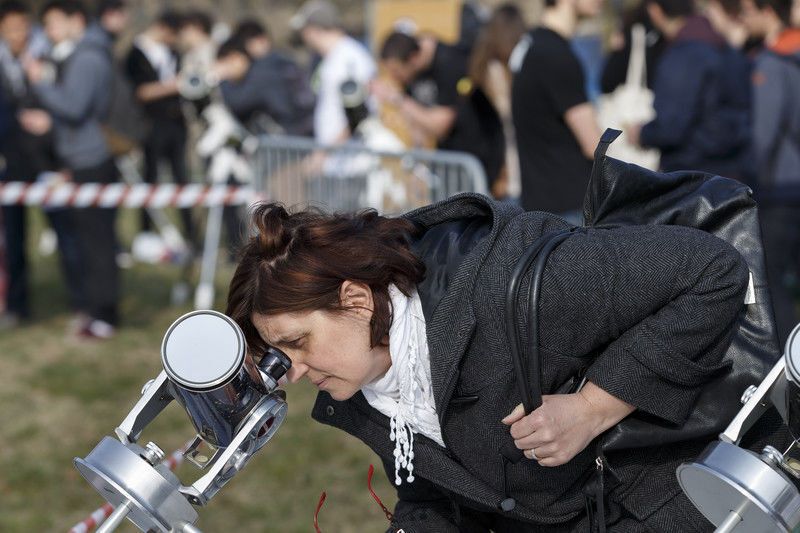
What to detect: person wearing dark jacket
<box><xmin>216</xmin><ymin>35</ymin><xmax>314</xmax><ymax>136</ymax></box>
<box><xmin>23</xmin><ymin>0</ymin><xmax>119</xmax><ymax>338</ymax></box>
<box><xmin>225</xmin><ymin>161</ymin><xmax>788</xmax><ymax>532</ymax></box>
<box><xmin>630</xmin><ymin>0</ymin><xmax>751</xmax><ymax>177</ymax></box>
<box><xmin>0</xmin><ymin>0</ymin><xmax>86</xmax><ymax>329</ymax></box>
<box><xmin>745</xmin><ymin>0</ymin><xmax>800</xmax><ymax>345</ymax></box>
<box><xmin>125</xmin><ymin>11</ymin><xmax>195</xmax><ymax>245</ymax></box>
<box><xmin>96</xmin><ymin>0</ymin><xmax>127</xmax><ymax>43</ymax></box>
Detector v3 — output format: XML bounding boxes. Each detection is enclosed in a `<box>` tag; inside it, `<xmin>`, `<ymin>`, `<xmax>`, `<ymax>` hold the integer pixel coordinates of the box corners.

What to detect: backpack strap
<box><xmin>501</xmin><ymin>227</ymin><xmax>581</xmax><ymax>465</ymax></box>
<box><xmin>506</xmin><ymin>227</ymin><xmax>578</xmax><ymax>414</ymax></box>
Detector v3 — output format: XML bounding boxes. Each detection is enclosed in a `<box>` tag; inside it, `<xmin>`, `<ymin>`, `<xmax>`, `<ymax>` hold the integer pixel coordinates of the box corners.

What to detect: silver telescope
<box><xmin>678</xmin><ymin>323</ymin><xmax>800</xmax><ymax>533</ymax></box>
<box><xmin>74</xmin><ymin>310</ymin><xmax>291</xmax><ymax>532</ymax></box>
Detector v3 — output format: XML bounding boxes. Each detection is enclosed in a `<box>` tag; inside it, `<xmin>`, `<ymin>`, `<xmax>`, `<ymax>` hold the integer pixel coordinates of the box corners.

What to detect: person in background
<box><xmin>468</xmin><ymin>3</ymin><xmax>527</xmax><ymax>199</ymax></box>
<box><xmin>290</xmin><ymin>0</ymin><xmax>375</xmax><ymax>145</ymax></box>
<box><xmin>705</xmin><ymin>0</ymin><xmax>755</xmax><ymax>180</ymax></box>
<box><xmin>458</xmin><ymin>0</ymin><xmax>489</xmax><ymax>54</ymax></box>
<box><xmin>743</xmin><ymin>0</ymin><xmax>800</xmax><ymax>345</ymax></box>
<box><xmin>25</xmin><ymin>0</ymin><xmax>119</xmax><ymax>339</ymax></box>
<box><xmin>232</xmin><ymin>19</ymin><xmax>272</xmax><ymax>60</ymax></box>
<box><xmin>602</xmin><ymin>3</ymin><xmax>665</xmax><ymax>93</ymax></box>
<box><xmin>215</xmin><ymin>20</ymin><xmax>315</xmax><ymax>136</ymax></box>
<box><xmin>376</xmin><ymin>32</ymin><xmax>466</xmax><ymax>152</ymax></box>
<box><xmin>216</xmin><ymin>29</ymin><xmax>314</xmax><ymax>136</ymax></box>
<box><xmin>375</xmin><ymin>31</ymin><xmax>506</xmax><ymax>191</ymax></box>
<box><xmin>94</xmin><ymin>0</ymin><xmax>148</xmax><ymax>158</ymax></box>
<box><xmin>126</xmin><ymin>11</ymin><xmax>196</xmax><ymax>247</ymax></box>
<box><xmin>178</xmin><ymin>9</ymin><xmax>216</xmax><ymax>95</ymax></box>
<box><xmin>629</xmin><ymin>0</ymin><xmax>751</xmax><ymax>177</ymax></box>
<box><xmin>510</xmin><ymin>0</ymin><xmax>603</xmax><ymax>220</ymax></box>
<box><xmin>0</xmin><ymin>0</ymin><xmax>84</xmax><ymax>331</ymax></box>
<box><xmin>95</xmin><ymin>0</ymin><xmax>127</xmax><ymax>43</ymax></box>
<box><xmin>707</xmin><ymin>0</ymin><xmax>751</xmax><ymax>50</ymax></box>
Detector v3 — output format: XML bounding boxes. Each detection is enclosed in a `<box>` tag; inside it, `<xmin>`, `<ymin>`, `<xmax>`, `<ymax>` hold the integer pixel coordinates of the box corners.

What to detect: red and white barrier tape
<box><xmin>68</xmin><ymin>443</ymin><xmax>189</xmax><ymax>533</ymax></box>
<box><xmin>1</xmin><ymin>182</ymin><xmax>261</xmax><ymax>208</ymax></box>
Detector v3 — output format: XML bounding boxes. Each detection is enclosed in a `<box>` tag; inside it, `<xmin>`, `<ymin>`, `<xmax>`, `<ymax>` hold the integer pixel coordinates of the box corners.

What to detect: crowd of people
<box><xmin>0</xmin><ymin>0</ymin><xmax>322</xmax><ymax>339</ymax></box>
<box><xmin>0</xmin><ymin>0</ymin><xmax>798</xmax><ymax>343</ymax></box>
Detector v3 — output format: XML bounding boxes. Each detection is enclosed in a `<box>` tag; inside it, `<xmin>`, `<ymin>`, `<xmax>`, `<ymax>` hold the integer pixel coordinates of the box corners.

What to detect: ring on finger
<box><xmin>527</xmin><ymin>448</ymin><xmax>539</xmax><ymax>461</ymax></box>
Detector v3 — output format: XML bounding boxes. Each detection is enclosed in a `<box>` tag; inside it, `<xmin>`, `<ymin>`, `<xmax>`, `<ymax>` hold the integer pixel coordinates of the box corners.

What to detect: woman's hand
<box><xmin>501</xmin><ymin>381</ymin><xmax>635</xmax><ymax>467</ymax></box>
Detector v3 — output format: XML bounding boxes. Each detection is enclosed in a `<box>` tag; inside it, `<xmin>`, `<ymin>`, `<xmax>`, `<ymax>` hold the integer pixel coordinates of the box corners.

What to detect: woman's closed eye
<box><xmin>282</xmin><ymin>336</ymin><xmax>307</xmax><ymax>350</ymax></box>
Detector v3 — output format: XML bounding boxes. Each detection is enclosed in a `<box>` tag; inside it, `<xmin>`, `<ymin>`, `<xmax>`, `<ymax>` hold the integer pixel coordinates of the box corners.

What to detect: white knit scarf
<box><xmin>361</xmin><ymin>284</ymin><xmax>444</xmax><ymax>486</ymax></box>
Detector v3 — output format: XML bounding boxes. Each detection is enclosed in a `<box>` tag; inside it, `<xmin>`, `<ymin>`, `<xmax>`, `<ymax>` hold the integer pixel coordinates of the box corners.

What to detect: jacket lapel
<box><xmin>405</xmin><ymin>193</ymin><xmax>522</xmax><ymax>422</ymax></box>
<box><xmin>315</xmin><ymin>391</ymin><xmax>505</xmax><ymax>512</ymax></box>
<box><xmin>426</xmin><ymin>290</ymin><xmax>476</xmax><ymax>421</ymax></box>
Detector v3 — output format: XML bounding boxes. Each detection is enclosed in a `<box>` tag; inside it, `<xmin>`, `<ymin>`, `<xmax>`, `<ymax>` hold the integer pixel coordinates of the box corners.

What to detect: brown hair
<box><xmin>226</xmin><ymin>203</ymin><xmax>426</xmax><ymax>356</ymax></box>
<box><xmin>468</xmin><ymin>4</ymin><xmax>526</xmax><ymax>90</ymax></box>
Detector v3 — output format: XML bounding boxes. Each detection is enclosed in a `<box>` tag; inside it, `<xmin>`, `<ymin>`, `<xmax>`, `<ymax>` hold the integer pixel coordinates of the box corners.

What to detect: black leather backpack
<box><xmin>507</xmin><ymin>129</ymin><xmax>781</xmax><ymax>453</ymax></box>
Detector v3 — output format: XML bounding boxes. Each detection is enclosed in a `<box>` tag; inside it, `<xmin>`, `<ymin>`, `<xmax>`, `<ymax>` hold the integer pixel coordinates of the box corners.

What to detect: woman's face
<box><xmin>251</xmin><ymin>305</ymin><xmax>391</xmax><ymax>401</ymax></box>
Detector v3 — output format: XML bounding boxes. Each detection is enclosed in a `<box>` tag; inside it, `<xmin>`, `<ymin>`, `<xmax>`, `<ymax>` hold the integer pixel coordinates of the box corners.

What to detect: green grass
<box><xmin>0</xmin><ymin>208</ymin><xmax>396</xmax><ymax>532</ymax></box>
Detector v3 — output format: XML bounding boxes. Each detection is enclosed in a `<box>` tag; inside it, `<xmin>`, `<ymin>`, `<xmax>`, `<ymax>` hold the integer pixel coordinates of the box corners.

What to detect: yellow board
<box><xmin>371</xmin><ymin>0</ymin><xmax>462</xmax><ymax>51</ymax></box>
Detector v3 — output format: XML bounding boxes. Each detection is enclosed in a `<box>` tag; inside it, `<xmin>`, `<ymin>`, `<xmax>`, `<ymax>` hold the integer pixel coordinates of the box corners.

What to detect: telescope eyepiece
<box><xmin>258</xmin><ymin>346</ymin><xmax>292</xmax><ymax>383</ymax></box>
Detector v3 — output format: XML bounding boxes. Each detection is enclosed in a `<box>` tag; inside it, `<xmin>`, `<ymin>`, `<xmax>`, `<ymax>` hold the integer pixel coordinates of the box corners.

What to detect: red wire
<box><xmin>313</xmin><ymin>464</ymin><xmax>394</xmax><ymax>532</ymax></box>
<box><xmin>367</xmin><ymin>464</ymin><xmax>394</xmax><ymax>522</ymax></box>
<box><xmin>314</xmin><ymin>491</ymin><xmax>326</xmax><ymax>533</ymax></box>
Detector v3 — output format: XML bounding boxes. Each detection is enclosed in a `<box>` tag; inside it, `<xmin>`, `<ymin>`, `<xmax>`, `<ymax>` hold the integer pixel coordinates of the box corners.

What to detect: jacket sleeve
<box><xmin>220</xmin><ymin>78</ymin><xmax>260</xmax><ymax>117</ymax></box>
<box><xmin>639</xmin><ymin>48</ymin><xmax>710</xmax><ymax>150</ymax></box>
<box><xmin>536</xmin><ymin>224</ymin><xmax>749</xmax><ymax>425</ymax></box>
<box><xmin>751</xmin><ymin>55</ymin><xmax>786</xmax><ymax>178</ymax></box>
<box><xmin>34</xmin><ymin>50</ymin><xmax>108</xmax><ymax>125</ymax></box>
<box><xmin>380</xmin><ymin>459</ymin><xmax>462</xmax><ymax>533</ymax></box>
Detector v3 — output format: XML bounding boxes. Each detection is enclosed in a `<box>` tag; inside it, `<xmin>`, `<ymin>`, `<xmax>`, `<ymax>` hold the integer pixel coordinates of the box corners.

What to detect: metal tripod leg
<box><xmin>194</xmin><ymin>204</ymin><xmax>223</xmax><ymax>310</ymax></box>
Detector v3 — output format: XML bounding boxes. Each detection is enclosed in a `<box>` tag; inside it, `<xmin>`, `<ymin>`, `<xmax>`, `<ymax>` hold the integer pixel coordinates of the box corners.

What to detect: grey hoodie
<box><xmin>33</xmin><ymin>24</ymin><xmax>112</xmax><ymax>170</ymax></box>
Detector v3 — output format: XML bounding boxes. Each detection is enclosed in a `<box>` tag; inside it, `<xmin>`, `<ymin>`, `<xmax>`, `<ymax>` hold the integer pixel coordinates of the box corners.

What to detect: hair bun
<box><xmin>252</xmin><ymin>203</ymin><xmax>293</xmax><ymax>258</ymax></box>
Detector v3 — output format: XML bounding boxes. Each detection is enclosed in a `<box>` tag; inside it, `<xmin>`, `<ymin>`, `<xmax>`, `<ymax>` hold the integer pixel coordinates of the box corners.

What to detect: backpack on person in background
<box><xmin>279</xmin><ymin>58</ymin><xmax>315</xmax><ymax>137</ymax></box>
<box><xmin>102</xmin><ymin>63</ymin><xmax>151</xmax><ymax>156</ymax></box>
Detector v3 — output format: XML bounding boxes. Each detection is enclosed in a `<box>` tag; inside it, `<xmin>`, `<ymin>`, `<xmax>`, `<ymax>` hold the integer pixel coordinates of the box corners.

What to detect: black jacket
<box><xmin>310</xmin><ymin>191</ymin><xmax>766</xmax><ymax>529</ymax></box>
<box><xmin>639</xmin><ymin>16</ymin><xmax>751</xmax><ymax>177</ymax></box>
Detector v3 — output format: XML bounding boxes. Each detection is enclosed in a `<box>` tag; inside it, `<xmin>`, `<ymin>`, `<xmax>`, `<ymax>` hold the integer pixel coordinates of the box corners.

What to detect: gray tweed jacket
<box><xmin>311</xmin><ymin>193</ymin><xmax>751</xmax><ymax>531</ymax></box>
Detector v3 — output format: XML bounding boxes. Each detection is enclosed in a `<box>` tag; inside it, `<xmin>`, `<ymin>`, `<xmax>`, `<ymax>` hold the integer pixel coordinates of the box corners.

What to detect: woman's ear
<box><xmin>339</xmin><ymin>280</ymin><xmax>374</xmax><ymax>315</ymax></box>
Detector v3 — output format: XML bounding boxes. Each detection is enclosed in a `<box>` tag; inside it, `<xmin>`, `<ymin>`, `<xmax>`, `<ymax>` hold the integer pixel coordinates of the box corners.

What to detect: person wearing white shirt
<box><xmin>290</xmin><ymin>0</ymin><xmax>375</xmax><ymax>145</ymax></box>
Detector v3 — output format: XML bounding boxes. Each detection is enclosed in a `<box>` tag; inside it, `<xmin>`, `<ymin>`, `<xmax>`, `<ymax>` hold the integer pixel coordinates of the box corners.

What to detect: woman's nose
<box><xmin>286</xmin><ymin>363</ymin><xmax>309</xmax><ymax>384</ymax></box>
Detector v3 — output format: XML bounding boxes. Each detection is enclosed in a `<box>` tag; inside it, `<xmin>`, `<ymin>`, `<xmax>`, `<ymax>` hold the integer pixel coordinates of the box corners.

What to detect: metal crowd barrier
<box><xmin>251</xmin><ymin>135</ymin><xmax>489</xmax><ymax>214</ymax></box>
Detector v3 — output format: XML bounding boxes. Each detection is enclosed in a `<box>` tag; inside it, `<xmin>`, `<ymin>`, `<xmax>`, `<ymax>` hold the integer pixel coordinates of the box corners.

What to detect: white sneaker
<box><xmin>78</xmin><ymin>319</ymin><xmax>116</xmax><ymax>340</ymax></box>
